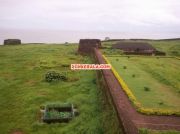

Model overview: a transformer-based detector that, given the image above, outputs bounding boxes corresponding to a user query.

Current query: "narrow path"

[94,48,180,134]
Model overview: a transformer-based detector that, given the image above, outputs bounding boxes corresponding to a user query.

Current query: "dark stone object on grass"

[4,39,21,45]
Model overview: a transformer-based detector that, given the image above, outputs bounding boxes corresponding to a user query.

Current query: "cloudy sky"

[0,0,180,42]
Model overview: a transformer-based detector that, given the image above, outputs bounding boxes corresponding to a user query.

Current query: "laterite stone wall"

[78,39,101,55]
[4,39,21,45]
[93,48,138,134]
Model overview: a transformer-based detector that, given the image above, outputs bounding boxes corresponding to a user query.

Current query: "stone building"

[112,42,156,55]
[4,39,21,45]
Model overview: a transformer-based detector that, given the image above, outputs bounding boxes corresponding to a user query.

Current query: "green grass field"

[148,40,180,56]
[0,44,121,134]
[107,56,180,110]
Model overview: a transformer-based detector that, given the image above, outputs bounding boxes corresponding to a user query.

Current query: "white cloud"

[0,0,180,33]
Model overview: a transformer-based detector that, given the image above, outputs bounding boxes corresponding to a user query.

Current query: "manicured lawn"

[0,44,121,134]
[107,56,180,110]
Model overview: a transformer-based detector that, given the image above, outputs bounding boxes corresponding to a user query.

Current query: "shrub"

[144,87,150,91]
[158,101,164,105]
[61,64,70,67]
[45,71,68,82]
[92,78,96,84]
[123,66,127,69]
[132,74,136,78]
[69,57,76,60]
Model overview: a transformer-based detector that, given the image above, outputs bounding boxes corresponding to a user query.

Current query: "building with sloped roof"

[112,42,156,55]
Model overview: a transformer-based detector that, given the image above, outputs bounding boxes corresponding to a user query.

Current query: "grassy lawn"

[0,44,121,134]
[148,40,180,56]
[106,56,180,110]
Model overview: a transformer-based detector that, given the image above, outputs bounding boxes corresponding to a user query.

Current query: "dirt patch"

[1,72,14,80]
[25,80,37,86]
[37,91,48,96]
[25,62,36,70]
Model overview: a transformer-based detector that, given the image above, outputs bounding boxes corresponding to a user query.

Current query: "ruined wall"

[78,39,101,55]
[96,69,123,134]
[4,39,21,45]
[93,48,138,134]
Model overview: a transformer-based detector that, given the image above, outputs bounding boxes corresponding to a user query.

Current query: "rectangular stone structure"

[4,39,21,45]
[78,39,101,54]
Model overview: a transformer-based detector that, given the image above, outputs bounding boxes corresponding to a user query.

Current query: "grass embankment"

[106,56,180,111]
[0,44,121,134]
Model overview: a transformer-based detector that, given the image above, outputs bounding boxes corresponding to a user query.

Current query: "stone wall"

[4,39,21,45]
[93,48,138,134]
[78,39,101,55]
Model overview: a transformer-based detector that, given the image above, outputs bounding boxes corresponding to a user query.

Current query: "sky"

[0,0,180,42]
